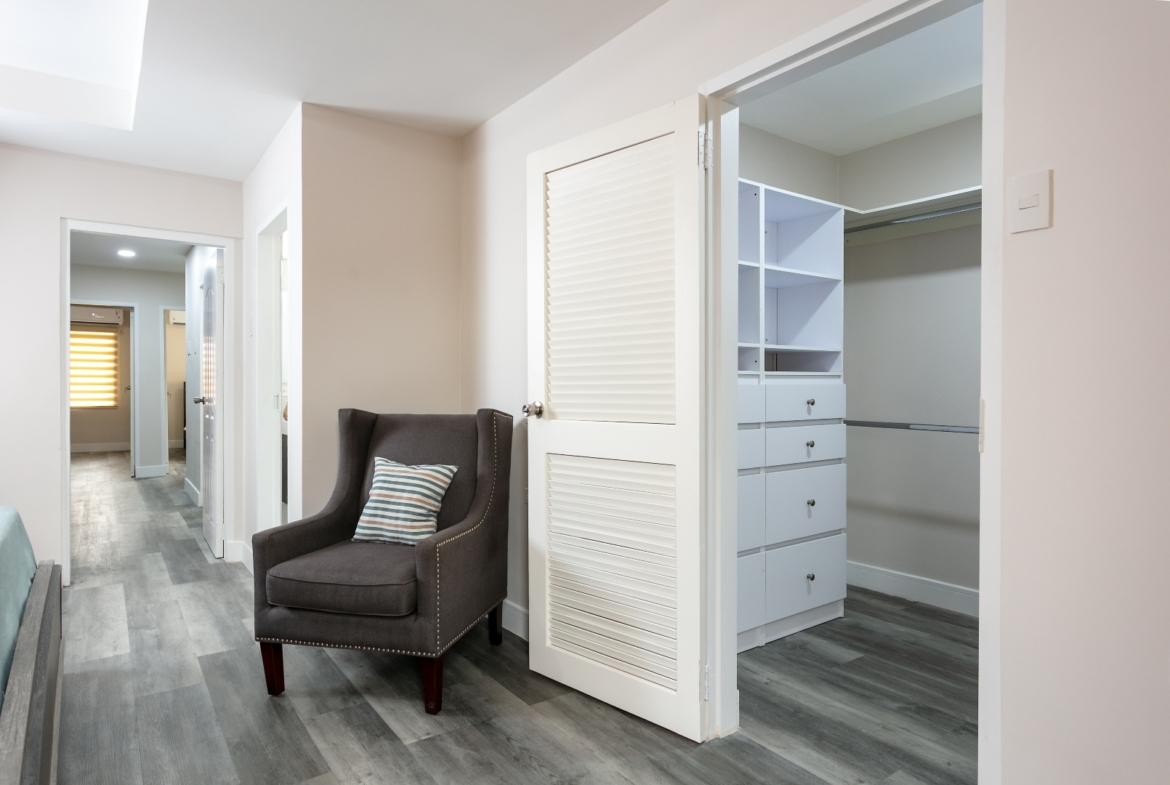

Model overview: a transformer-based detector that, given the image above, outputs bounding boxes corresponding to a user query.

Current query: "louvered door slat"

[544,133,675,424]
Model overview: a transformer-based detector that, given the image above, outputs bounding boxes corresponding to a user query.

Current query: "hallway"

[61,452,976,785]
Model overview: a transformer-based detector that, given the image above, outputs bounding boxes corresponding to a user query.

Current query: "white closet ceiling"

[71,232,194,274]
[740,4,983,156]
[0,0,669,180]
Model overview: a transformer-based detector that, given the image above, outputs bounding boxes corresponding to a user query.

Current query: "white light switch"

[1009,170,1052,233]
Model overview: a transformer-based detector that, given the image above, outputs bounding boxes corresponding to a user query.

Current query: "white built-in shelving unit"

[737,179,848,652]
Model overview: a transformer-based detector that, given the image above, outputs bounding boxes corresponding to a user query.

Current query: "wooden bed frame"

[0,562,63,785]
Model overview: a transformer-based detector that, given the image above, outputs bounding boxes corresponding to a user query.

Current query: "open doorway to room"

[65,227,231,585]
[711,1,983,780]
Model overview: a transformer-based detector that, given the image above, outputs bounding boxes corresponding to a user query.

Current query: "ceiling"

[0,0,669,181]
[739,4,983,156]
[71,231,194,274]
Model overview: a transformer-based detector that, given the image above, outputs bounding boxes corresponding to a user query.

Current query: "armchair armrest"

[253,408,378,612]
[415,409,513,653]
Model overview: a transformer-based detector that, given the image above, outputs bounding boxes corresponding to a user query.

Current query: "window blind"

[70,329,119,408]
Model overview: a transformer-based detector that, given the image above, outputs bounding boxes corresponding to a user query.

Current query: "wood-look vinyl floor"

[62,450,977,785]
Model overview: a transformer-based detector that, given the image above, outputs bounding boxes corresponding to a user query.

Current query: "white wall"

[995,0,1170,781]
[242,106,302,544]
[843,223,980,591]
[459,0,879,633]
[70,265,185,473]
[740,114,981,211]
[0,141,241,572]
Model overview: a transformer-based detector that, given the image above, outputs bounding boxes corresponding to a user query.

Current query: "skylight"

[0,0,149,129]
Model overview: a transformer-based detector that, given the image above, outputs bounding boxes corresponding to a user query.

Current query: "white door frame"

[60,219,239,585]
[254,204,289,538]
[696,0,1001,776]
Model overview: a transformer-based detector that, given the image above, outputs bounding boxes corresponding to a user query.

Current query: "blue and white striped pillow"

[353,457,458,545]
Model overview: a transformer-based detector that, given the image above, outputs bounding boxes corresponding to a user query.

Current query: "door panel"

[528,97,705,741]
[201,252,223,557]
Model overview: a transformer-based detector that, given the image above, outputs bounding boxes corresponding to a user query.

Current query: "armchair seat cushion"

[266,540,417,617]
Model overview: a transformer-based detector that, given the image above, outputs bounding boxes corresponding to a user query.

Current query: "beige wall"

[69,320,131,449]
[996,0,1170,781]
[740,115,982,211]
[299,104,463,515]
[459,0,875,629]
[0,142,241,573]
[844,223,980,590]
[165,313,186,445]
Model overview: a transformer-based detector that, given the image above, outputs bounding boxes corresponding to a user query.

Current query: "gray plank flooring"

[62,450,977,784]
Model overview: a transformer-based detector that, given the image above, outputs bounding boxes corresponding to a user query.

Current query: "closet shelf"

[763,266,841,288]
[738,260,760,268]
[764,371,843,377]
[763,344,841,353]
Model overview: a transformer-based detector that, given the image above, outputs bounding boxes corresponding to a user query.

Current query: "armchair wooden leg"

[421,656,443,714]
[260,642,285,696]
[488,603,503,646]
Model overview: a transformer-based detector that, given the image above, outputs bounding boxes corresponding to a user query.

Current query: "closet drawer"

[738,428,765,469]
[738,473,765,551]
[737,552,765,633]
[765,423,845,466]
[765,533,847,623]
[766,383,845,422]
[738,384,765,424]
[766,464,846,545]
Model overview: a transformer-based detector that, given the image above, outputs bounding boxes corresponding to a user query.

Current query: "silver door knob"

[193,397,207,404]
[522,401,544,418]
[807,573,816,581]
[807,499,815,507]
[806,440,815,448]
[807,398,815,406]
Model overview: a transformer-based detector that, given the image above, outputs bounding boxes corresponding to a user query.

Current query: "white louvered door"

[527,97,706,741]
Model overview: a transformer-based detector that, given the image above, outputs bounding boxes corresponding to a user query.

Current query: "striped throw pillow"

[352,457,458,545]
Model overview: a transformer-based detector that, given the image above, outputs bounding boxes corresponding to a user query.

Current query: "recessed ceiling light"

[117,249,136,258]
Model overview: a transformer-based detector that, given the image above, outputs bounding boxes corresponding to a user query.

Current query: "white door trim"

[697,0,1002,772]
[61,219,239,585]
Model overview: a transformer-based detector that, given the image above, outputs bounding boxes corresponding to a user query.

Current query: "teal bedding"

[0,507,37,711]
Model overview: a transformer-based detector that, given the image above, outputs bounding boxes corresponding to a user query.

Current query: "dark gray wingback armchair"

[252,408,513,714]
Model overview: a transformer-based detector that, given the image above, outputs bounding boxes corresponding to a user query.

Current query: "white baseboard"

[168,439,184,448]
[224,540,254,574]
[184,478,201,506]
[502,598,528,641]
[70,442,130,453]
[847,561,979,617]
[135,464,167,479]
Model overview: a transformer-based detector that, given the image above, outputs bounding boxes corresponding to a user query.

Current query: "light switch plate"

[1009,170,1052,233]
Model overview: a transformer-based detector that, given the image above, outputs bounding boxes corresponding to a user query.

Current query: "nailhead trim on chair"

[256,411,511,659]
[255,593,507,658]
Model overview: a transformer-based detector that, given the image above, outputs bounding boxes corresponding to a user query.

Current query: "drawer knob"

[807,573,816,581]
[806,440,815,448]
[807,398,816,406]
[807,499,815,507]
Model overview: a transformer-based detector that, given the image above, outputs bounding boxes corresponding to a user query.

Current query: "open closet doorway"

[706,0,987,775]
[62,222,235,584]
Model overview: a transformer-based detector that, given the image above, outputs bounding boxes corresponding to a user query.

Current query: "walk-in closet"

[730,0,982,662]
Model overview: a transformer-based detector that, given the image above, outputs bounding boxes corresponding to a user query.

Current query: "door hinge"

[698,130,713,170]
[703,663,713,700]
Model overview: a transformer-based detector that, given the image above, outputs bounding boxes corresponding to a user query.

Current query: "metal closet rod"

[844,420,979,435]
